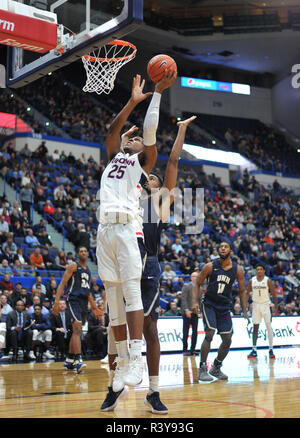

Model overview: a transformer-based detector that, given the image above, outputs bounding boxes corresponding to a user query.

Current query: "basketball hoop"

[82,40,137,95]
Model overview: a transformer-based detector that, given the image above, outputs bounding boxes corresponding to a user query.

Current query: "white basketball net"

[82,40,137,95]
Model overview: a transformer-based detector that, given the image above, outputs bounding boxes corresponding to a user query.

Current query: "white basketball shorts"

[96,219,144,283]
[252,301,272,325]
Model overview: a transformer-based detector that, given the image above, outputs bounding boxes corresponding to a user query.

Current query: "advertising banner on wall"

[144,316,300,353]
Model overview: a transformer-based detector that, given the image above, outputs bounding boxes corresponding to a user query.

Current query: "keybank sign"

[148,316,300,353]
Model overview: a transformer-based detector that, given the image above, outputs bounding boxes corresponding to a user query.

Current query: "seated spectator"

[41,297,52,313]
[43,200,56,216]
[91,283,103,301]
[285,270,300,288]
[66,252,75,265]
[274,280,284,301]
[13,247,29,268]
[164,301,181,316]
[0,273,14,292]
[285,287,300,305]
[172,238,184,254]
[53,207,64,224]
[73,224,90,250]
[5,300,34,361]
[32,218,47,237]
[32,275,46,295]
[276,247,289,261]
[179,257,193,275]
[25,229,41,247]
[27,295,50,317]
[0,215,9,242]
[2,234,17,256]
[63,216,76,240]
[30,304,54,360]
[10,283,30,307]
[41,248,55,270]
[55,250,67,270]
[162,264,177,281]
[163,279,176,298]
[11,220,26,238]
[0,294,13,321]
[0,259,14,276]
[86,299,108,358]
[232,302,242,315]
[174,277,185,293]
[19,143,32,158]
[273,261,286,278]
[0,246,15,265]
[0,295,13,356]
[284,303,298,316]
[45,279,58,302]
[167,248,181,264]
[53,184,67,201]
[29,247,45,270]
[49,299,72,359]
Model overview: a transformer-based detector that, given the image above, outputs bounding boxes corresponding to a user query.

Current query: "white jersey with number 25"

[99,152,148,223]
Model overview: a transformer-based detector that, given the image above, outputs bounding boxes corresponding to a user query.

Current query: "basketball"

[147,54,177,83]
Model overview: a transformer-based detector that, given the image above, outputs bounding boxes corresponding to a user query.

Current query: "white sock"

[115,340,129,360]
[253,346,257,351]
[148,376,159,394]
[129,339,142,358]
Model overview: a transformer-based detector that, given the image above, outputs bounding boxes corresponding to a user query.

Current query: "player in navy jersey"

[101,115,196,413]
[192,241,250,381]
[52,246,103,373]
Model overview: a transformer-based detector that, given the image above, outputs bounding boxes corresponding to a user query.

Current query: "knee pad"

[122,278,143,312]
[104,281,126,326]
[107,324,118,356]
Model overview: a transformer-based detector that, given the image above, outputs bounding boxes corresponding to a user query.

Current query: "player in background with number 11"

[192,241,250,381]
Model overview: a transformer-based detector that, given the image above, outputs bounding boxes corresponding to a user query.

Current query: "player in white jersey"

[246,263,278,359]
[96,71,176,393]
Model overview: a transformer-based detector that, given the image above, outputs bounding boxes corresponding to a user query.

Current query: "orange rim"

[82,40,137,63]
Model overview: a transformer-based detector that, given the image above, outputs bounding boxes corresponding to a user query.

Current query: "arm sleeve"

[143,92,161,146]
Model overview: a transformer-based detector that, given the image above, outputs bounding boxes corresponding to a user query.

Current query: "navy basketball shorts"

[141,256,161,320]
[202,301,233,334]
[66,297,88,325]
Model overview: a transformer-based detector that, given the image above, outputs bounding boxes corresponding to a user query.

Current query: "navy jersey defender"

[140,192,164,319]
[192,241,250,381]
[65,260,91,324]
[204,258,238,312]
[52,246,103,373]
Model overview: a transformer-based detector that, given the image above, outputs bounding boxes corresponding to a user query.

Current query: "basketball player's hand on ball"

[177,115,197,127]
[131,74,153,104]
[155,70,177,93]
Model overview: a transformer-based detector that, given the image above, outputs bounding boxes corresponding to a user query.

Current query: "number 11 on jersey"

[217,283,225,294]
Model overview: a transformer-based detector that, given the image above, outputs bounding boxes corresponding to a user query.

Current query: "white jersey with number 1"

[99,152,148,223]
[251,275,270,304]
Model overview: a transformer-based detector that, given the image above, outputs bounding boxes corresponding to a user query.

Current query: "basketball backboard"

[6,0,143,88]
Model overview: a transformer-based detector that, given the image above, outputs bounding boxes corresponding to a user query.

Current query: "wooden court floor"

[0,347,299,419]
